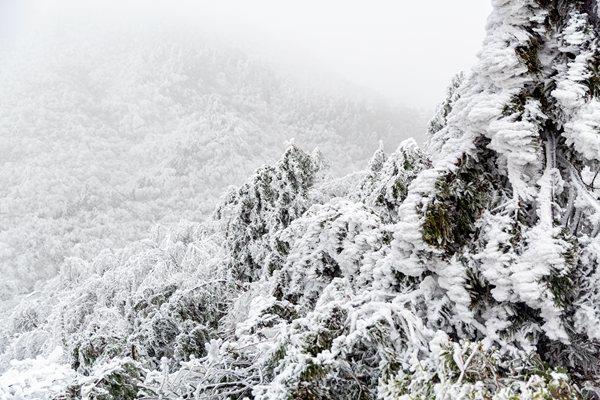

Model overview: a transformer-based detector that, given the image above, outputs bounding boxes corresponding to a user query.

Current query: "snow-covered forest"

[0,23,421,298]
[2,0,600,399]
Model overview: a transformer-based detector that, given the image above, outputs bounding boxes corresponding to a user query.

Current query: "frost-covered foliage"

[3,1,600,399]
[380,0,600,386]
[0,23,420,296]
[215,145,322,281]
[428,72,465,136]
[0,347,74,400]
[355,139,431,223]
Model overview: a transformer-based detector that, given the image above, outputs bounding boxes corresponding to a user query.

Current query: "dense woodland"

[3,0,600,399]
[0,25,419,297]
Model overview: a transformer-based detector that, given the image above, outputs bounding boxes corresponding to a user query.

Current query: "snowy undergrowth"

[0,347,74,400]
[0,139,593,399]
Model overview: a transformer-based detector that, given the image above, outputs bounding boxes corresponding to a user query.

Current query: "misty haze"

[2,1,600,399]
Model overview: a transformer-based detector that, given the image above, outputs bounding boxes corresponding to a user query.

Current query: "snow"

[0,347,74,400]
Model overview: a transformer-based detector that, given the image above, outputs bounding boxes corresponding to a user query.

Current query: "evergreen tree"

[215,145,322,281]
[428,72,465,136]
[386,0,600,375]
[357,139,430,223]
[427,72,466,159]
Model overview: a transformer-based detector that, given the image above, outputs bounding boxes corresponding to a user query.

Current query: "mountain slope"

[0,24,422,295]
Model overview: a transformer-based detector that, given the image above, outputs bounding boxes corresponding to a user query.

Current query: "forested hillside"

[0,24,421,296]
[3,1,600,399]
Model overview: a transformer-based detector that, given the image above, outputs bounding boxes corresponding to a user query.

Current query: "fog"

[2,0,440,296]
[1,0,492,111]
[0,0,492,295]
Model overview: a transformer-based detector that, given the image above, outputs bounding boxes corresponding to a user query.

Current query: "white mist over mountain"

[1,0,491,111]
[0,6,426,297]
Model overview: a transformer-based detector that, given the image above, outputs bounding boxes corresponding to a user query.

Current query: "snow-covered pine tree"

[428,72,465,137]
[384,0,600,379]
[214,145,322,281]
[426,72,466,158]
[356,139,431,223]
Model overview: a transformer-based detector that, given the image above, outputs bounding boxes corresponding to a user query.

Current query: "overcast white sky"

[1,0,492,110]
